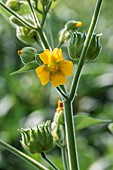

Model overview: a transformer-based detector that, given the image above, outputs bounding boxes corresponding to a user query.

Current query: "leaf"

[10,60,38,75]
[74,114,111,131]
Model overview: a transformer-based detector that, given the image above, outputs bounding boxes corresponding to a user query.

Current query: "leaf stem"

[69,0,103,101]
[41,152,59,170]
[0,140,49,170]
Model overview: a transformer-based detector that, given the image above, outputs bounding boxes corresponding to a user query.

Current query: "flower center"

[49,63,59,73]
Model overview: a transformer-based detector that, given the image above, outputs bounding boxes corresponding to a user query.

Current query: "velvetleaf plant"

[0,0,112,170]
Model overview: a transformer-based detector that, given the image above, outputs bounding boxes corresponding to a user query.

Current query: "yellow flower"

[36,48,73,87]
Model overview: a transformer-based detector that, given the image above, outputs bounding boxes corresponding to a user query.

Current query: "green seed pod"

[16,26,38,44]
[19,121,54,154]
[86,33,102,61]
[68,31,85,60]
[59,28,70,44]
[65,20,82,31]
[9,16,24,26]
[18,47,37,64]
[6,0,21,11]
[68,31,102,61]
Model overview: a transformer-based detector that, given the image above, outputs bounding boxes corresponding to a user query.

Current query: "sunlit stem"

[0,140,49,170]
[41,152,59,170]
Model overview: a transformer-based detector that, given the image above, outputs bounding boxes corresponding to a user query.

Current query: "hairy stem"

[0,140,49,170]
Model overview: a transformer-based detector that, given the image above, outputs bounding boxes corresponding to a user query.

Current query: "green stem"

[63,100,79,170]
[41,152,59,170]
[0,140,49,170]
[27,0,40,27]
[61,147,68,170]
[69,0,103,101]
[0,1,36,30]
[56,86,68,100]
[41,1,52,28]
[37,28,51,50]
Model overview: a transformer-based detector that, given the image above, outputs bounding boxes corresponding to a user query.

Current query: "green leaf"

[74,114,112,131]
[10,60,38,75]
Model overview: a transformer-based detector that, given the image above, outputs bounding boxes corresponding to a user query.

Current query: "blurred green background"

[0,0,113,170]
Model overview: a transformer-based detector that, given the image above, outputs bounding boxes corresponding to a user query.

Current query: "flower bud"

[59,28,70,44]
[53,100,64,125]
[9,16,24,26]
[18,47,37,64]
[51,122,65,143]
[19,121,53,154]
[65,20,82,31]
[6,0,21,11]
[68,32,102,61]
[16,27,38,44]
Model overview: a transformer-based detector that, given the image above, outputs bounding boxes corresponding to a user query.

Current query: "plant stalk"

[0,140,49,170]
[69,0,103,101]
[63,100,80,170]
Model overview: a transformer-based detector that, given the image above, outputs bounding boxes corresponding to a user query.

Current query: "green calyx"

[19,121,54,154]
[68,31,102,61]
[6,0,21,11]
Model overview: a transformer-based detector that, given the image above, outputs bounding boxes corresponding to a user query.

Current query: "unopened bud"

[10,16,24,26]
[18,47,37,64]
[59,28,70,44]
[65,20,82,31]
[6,0,21,11]
[16,27,38,44]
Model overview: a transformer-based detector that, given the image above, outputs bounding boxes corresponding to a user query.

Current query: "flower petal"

[59,60,73,76]
[40,49,51,64]
[51,72,66,87]
[36,66,50,85]
[52,48,63,62]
